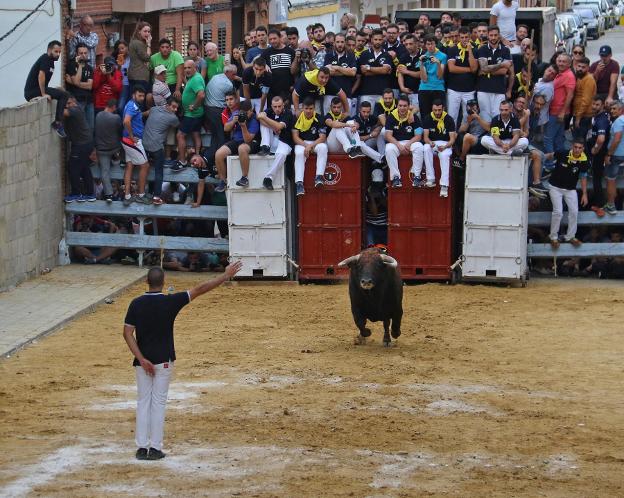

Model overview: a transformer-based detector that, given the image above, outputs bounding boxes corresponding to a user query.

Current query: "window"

[165,28,175,49]
[408,1,419,7]
[203,23,212,43]
[217,22,226,55]
[181,27,191,56]
[246,11,256,32]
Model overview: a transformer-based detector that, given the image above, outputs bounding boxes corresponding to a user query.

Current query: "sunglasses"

[573,50,584,55]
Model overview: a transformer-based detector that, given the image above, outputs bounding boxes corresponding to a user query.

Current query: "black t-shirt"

[324,112,347,124]
[512,54,539,84]
[550,150,590,190]
[65,106,92,145]
[242,66,273,99]
[354,114,378,136]
[476,43,511,94]
[260,46,295,97]
[294,113,327,141]
[445,45,476,92]
[385,113,423,141]
[383,41,408,60]
[489,114,521,140]
[294,74,341,98]
[323,51,357,97]
[24,53,55,97]
[398,52,422,92]
[589,111,610,152]
[357,49,394,96]
[66,60,94,102]
[266,109,294,145]
[423,114,455,142]
[124,291,191,366]
[373,100,396,121]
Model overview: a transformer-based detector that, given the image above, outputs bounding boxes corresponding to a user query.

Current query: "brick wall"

[0,99,64,291]
[159,10,201,55]
[70,0,119,61]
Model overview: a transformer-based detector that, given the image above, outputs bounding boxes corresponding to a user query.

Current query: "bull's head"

[338,252,398,290]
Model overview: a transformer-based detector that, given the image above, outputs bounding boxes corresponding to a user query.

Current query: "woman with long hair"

[127,21,152,93]
[113,39,131,114]
[186,41,207,80]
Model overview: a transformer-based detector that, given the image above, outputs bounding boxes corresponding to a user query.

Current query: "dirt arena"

[0,275,623,497]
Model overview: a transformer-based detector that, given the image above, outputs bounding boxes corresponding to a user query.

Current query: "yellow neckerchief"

[567,150,588,163]
[304,69,326,95]
[472,39,482,48]
[328,110,343,121]
[430,111,447,134]
[311,40,325,52]
[354,47,365,58]
[378,97,396,114]
[295,112,318,132]
[457,42,470,63]
[516,73,530,97]
[390,108,409,125]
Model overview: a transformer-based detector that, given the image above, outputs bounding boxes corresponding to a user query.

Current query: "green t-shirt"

[182,72,205,118]
[205,55,225,82]
[150,50,184,85]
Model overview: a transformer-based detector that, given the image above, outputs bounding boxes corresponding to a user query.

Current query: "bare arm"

[363,64,392,75]
[479,57,511,74]
[608,72,618,101]
[188,261,242,300]
[175,64,183,93]
[37,70,47,97]
[243,84,251,101]
[123,325,154,375]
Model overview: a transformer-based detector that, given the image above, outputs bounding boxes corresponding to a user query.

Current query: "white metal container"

[226,156,290,277]
[462,155,529,284]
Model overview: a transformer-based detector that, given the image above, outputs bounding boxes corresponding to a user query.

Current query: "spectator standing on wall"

[63,97,96,203]
[205,42,225,82]
[476,25,512,122]
[94,99,122,202]
[489,0,519,46]
[24,40,68,138]
[150,38,184,99]
[152,65,171,106]
[187,41,207,80]
[65,42,95,132]
[246,26,269,64]
[590,46,620,106]
[128,22,153,93]
[173,61,205,172]
[114,40,131,116]
[603,101,624,215]
[261,29,297,104]
[122,86,151,206]
[572,57,596,140]
[204,65,237,165]
[93,57,122,116]
[67,15,99,68]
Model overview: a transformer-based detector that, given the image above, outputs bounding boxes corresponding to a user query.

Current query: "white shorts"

[122,138,148,165]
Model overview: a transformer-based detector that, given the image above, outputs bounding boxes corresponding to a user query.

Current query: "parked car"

[574,0,613,28]
[554,18,575,54]
[573,4,606,37]
[559,12,588,46]
[558,13,585,47]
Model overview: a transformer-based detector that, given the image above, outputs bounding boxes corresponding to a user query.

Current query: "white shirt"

[490,0,519,42]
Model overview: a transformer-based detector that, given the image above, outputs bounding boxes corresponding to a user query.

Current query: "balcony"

[112,0,193,13]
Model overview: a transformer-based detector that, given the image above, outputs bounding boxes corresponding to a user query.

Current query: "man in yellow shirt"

[573,56,596,140]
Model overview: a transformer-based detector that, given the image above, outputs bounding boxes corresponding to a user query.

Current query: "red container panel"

[298,155,364,280]
[387,155,454,280]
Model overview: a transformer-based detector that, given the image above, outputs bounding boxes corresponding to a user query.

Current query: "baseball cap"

[154,64,167,75]
[103,56,116,66]
[599,45,612,56]
[371,168,384,183]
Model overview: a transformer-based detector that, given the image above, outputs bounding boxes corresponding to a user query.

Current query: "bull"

[337,248,403,347]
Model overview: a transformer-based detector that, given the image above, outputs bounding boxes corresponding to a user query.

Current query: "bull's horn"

[337,254,360,267]
[380,255,398,267]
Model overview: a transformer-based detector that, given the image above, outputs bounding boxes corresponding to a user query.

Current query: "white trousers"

[477,91,506,123]
[135,362,173,451]
[447,89,474,126]
[265,138,292,179]
[481,136,529,155]
[424,141,453,186]
[377,128,387,156]
[251,97,264,115]
[326,127,383,163]
[294,141,328,182]
[549,185,578,241]
[385,140,424,180]
[408,93,419,111]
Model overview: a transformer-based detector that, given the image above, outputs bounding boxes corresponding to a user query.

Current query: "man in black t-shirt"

[242,57,272,114]
[476,26,512,122]
[322,33,357,113]
[63,98,96,202]
[24,40,68,137]
[548,138,589,248]
[257,95,294,189]
[446,27,478,127]
[422,100,457,198]
[65,42,95,132]
[261,29,296,103]
[397,34,422,111]
[481,100,529,156]
[292,67,350,116]
[353,101,382,155]
[292,97,328,195]
[357,29,394,108]
[123,263,242,461]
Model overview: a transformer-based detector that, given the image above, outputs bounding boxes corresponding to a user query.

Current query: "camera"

[104,62,114,72]
[237,111,247,124]
[467,99,479,115]
[420,54,432,63]
[300,48,311,61]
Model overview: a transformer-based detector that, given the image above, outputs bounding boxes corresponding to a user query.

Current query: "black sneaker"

[352,146,365,158]
[236,176,249,187]
[604,203,617,215]
[391,176,402,188]
[147,448,166,460]
[528,182,549,199]
[411,176,422,188]
[314,175,324,188]
[215,180,227,193]
[136,448,148,460]
[452,157,464,169]
[51,121,67,138]
[348,147,359,159]
[104,194,113,203]
[296,182,305,196]
[122,195,134,207]
[257,145,270,156]
[263,177,274,190]
[511,149,524,157]
[170,161,188,173]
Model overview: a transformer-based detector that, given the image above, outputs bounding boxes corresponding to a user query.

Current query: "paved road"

[585,24,624,62]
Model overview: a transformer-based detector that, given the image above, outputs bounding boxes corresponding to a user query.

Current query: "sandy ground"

[0,275,623,497]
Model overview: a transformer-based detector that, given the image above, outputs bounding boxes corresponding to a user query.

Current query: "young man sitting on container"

[481,100,529,156]
[257,95,294,190]
[372,88,397,156]
[353,101,383,158]
[454,98,489,169]
[548,137,589,249]
[384,94,424,189]
[292,96,328,196]
[324,97,383,162]
[214,99,260,192]
[422,99,457,198]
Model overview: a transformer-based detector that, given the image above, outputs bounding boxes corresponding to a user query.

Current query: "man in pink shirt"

[544,53,576,172]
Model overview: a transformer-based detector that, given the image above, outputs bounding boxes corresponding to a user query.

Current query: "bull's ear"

[337,255,360,267]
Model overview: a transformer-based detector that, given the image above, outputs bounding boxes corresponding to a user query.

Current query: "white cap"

[154,65,167,75]
[371,169,383,183]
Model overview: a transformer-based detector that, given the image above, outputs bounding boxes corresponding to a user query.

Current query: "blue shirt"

[246,46,262,64]
[123,99,144,139]
[419,50,447,91]
[610,116,624,157]
[229,112,259,142]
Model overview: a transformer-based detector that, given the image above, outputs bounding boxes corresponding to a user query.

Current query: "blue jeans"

[544,115,565,169]
[146,148,164,196]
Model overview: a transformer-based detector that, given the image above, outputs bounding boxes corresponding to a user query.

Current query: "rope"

[0,0,50,43]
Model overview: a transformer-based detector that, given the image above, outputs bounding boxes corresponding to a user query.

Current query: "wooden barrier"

[65,200,227,220]
[528,211,624,226]
[89,163,219,184]
[65,232,228,252]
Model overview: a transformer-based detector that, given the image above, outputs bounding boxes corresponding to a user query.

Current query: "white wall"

[0,0,62,108]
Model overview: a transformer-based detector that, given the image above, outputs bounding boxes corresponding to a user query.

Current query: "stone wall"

[0,98,64,291]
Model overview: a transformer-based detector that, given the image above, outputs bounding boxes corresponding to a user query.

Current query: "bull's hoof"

[354,335,367,345]
[383,340,392,348]
[361,328,372,337]
[391,329,401,339]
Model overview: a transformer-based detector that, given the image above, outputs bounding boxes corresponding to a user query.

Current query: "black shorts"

[223,140,260,155]
[470,136,487,155]
[179,116,203,134]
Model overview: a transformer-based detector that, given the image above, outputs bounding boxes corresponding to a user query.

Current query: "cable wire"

[0,0,50,43]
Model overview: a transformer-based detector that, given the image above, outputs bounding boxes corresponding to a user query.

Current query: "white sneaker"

[425,180,436,188]
[440,186,448,198]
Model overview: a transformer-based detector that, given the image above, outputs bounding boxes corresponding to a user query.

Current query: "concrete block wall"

[0,98,63,291]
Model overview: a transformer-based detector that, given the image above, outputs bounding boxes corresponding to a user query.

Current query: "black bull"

[338,248,403,347]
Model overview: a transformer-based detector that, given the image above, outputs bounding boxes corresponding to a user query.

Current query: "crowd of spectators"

[22,7,624,276]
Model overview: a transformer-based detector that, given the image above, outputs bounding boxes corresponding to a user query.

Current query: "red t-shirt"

[549,69,576,116]
[589,59,619,96]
